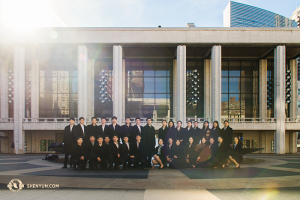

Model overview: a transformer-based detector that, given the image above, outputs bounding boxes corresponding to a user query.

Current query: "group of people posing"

[62,116,242,171]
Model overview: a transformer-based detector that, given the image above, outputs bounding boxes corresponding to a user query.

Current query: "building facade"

[223,1,298,27]
[0,27,299,154]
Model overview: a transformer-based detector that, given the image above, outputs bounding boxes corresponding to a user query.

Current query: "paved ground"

[0,153,300,199]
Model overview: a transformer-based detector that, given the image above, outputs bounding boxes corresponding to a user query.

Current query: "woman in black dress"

[152,139,166,169]
[158,120,168,141]
[185,137,197,168]
[165,121,175,145]
[163,137,174,166]
[210,121,221,143]
[231,137,243,163]
[170,139,185,169]
[201,121,211,145]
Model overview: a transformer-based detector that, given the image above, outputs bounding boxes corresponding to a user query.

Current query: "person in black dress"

[91,135,109,170]
[193,121,202,145]
[170,139,185,169]
[222,120,233,150]
[185,120,195,144]
[211,121,221,143]
[71,136,87,170]
[131,117,143,143]
[175,121,185,143]
[131,134,147,169]
[201,121,211,145]
[142,117,156,167]
[164,137,174,165]
[122,117,132,143]
[152,139,166,169]
[231,137,243,163]
[165,121,175,145]
[208,137,218,167]
[121,135,134,169]
[185,137,197,168]
[158,120,168,142]
[108,134,125,170]
[85,117,99,144]
[99,117,109,136]
[62,117,76,168]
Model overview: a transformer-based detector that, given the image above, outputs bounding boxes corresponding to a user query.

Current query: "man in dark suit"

[108,134,125,170]
[193,121,202,144]
[91,135,109,170]
[121,135,134,169]
[74,117,86,142]
[122,117,132,143]
[71,136,87,170]
[142,117,156,167]
[222,120,233,148]
[131,117,142,143]
[108,116,122,141]
[62,117,76,168]
[130,134,147,169]
[84,135,96,170]
[185,120,195,144]
[85,117,99,144]
[99,117,109,136]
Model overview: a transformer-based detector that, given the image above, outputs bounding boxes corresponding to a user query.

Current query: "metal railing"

[285,118,300,123]
[23,118,79,123]
[221,118,276,123]
[0,118,14,123]
[186,118,212,122]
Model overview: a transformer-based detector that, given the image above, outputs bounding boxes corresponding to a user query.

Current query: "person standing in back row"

[62,117,76,168]
[142,117,156,167]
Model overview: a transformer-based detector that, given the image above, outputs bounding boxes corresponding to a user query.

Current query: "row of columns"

[0,45,298,154]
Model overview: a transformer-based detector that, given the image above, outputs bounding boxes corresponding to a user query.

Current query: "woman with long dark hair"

[185,136,197,168]
[211,121,221,143]
[165,121,175,144]
[201,121,211,145]
[152,139,166,169]
[170,139,185,169]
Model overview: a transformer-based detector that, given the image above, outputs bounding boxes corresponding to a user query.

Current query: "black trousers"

[63,151,73,167]
[146,150,153,166]
[123,155,135,168]
[94,159,109,169]
[108,154,125,169]
[72,158,87,169]
[134,156,146,169]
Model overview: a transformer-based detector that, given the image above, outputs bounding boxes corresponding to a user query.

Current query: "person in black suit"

[165,121,175,145]
[130,134,147,169]
[121,135,134,169]
[158,120,168,142]
[201,121,211,145]
[175,121,185,143]
[74,117,86,142]
[211,121,221,143]
[99,117,109,136]
[208,137,218,166]
[222,120,233,150]
[131,117,143,143]
[164,137,174,165]
[170,139,185,169]
[185,120,195,144]
[108,116,122,141]
[152,138,166,169]
[122,117,132,143]
[62,117,76,168]
[91,135,109,170]
[84,135,96,169]
[85,117,99,144]
[108,134,125,170]
[185,136,197,168]
[71,136,87,170]
[142,117,156,167]
[193,121,202,145]
[231,137,243,163]
[103,135,110,167]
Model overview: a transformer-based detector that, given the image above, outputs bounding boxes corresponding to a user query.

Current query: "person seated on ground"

[121,135,134,169]
[185,137,197,168]
[103,135,110,168]
[195,137,211,168]
[170,139,185,169]
[91,135,109,170]
[108,134,125,170]
[164,137,174,167]
[152,139,166,169]
[71,136,87,170]
[130,134,147,169]
[231,137,243,164]
[208,137,218,167]
[84,135,96,170]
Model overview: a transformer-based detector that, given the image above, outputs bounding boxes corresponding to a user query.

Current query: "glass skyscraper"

[223,1,298,27]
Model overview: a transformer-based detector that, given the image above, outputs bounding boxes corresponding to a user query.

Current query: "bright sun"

[0,0,65,31]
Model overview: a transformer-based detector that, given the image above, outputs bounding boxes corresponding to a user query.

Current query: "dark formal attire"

[71,143,87,169]
[91,143,109,169]
[165,126,176,145]
[108,124,122,141]
[121,142,134,168]
[142,124,156,166]
[184,127,195,144]
[210,127,221,143]
[158,126,168,143]
[63,124,76,168]
[163,143,174,161]
[201,127,211,145]
[193,127,202,144]
[131,125,143,142]
[74,123,86,141]
[185,143,197,166]
[208,142,219,165]
[130,141,147,169]
[154,145,167,164]
[222,126,233,148]
[98,124,109,137]
[85,124,99,143]
[84,141,96,169]
[211,142,230,167]
[174,127,185,143]
[122,124,132,142]
[108,141,125,170]
[170,144,185,169]
[232,143,243,163]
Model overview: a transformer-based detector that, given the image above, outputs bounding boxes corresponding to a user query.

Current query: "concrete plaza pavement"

[0,153,300,199]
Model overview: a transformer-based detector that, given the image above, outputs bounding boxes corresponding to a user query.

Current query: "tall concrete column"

[204,59,211,120]
[0,59,8,118]
[13,46,25,154]
[259,59,267,119]
[289,59,297,153]
[211,45,222,124]
[173,59,177,120]
[78,45,88,123]
[87,59,94,120]
[274,45,286,154]
[113,45,123,122]
[122,59,125,121]
[176,45,186,127]
[31,59,39,119]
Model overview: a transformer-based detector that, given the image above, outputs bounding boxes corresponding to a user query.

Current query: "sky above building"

[0,0,299,28]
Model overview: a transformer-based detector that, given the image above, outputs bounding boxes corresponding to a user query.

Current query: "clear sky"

[0,0,299,28]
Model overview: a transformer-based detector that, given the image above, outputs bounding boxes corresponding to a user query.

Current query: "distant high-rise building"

[223,1,298,27]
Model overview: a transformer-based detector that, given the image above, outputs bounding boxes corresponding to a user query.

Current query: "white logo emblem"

[7,179,24,192]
